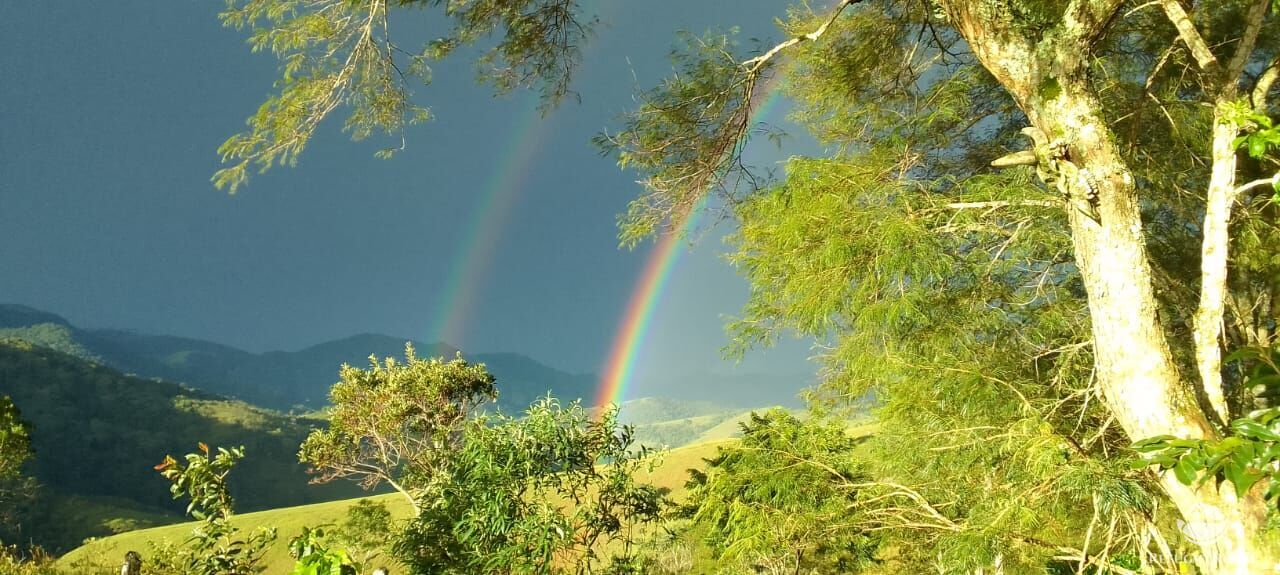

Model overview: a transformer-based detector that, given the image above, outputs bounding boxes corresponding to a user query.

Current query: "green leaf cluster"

[1226,103,1280,163]
[679,410,876,573]
[299,345,496,497]
[394,397,667,575]
[1134,345,1280,503]
[214,0,594,192]
[287,526,356,575]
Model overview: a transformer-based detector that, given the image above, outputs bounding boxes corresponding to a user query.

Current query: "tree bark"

[1195,110,1242,427]
[937,2,1276,572]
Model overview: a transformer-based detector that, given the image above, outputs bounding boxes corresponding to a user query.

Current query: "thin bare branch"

[1226,0,1272,87]
[1235,174,1280,196]
[741,0,863,73]
[944,200,1060,209]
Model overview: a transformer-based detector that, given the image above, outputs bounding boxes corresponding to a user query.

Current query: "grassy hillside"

[60,440,732,573]
[0,339,366,551]
[617,397,745,448]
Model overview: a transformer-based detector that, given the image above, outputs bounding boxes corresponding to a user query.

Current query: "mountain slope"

[0,304,594,413]
[0,339,366,550]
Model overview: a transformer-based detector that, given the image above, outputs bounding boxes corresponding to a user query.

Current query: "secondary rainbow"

[427,94,547,348]
[427,0,619,349]
[596,75,789,409]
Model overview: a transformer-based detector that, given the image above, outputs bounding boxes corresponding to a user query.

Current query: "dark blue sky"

[0,1,816,397]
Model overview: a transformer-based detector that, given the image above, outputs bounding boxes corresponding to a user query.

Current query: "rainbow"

[427,94,547,348]
[427,1,621,350]
[596,73,789,409]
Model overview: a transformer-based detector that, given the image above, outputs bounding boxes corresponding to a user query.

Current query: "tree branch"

[1062,0,1125,44]
[1252,56,1280,111]
[1225,0,1271,88]
[1235,174,1280,196]
[1157,0,1221,75]
[740,0,863,73]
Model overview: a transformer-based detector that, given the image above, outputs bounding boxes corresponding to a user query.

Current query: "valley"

[0,304,799,558]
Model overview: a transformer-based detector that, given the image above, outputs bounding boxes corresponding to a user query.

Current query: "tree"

[602,2,1280,573]
[336,498,395,567]
[393,397,666,575]
[298,345,497,515]
[0,396,35,545]
[217,1,1280,572]
[0,396,31,496]
[679,410,876,574]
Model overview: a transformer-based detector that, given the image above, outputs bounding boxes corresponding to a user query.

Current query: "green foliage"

[594,28,772,246]
[1226,102,1280,164]
[214,0,594,192]
[288,526,355,575]
[0,396,31,488]
[1134,407,1280,501]
[154,444,276,575]
[298,346,496,503]
[1135,345,1280,504]
[394,397,667,574]
[0,396,36,545]
[335,499,394,565]
[679,410,876,573]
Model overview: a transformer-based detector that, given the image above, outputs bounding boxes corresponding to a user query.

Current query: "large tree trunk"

[1033,79,1274,575]
[938,2,1276,572]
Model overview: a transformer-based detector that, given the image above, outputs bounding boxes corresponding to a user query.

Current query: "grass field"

[59,439,732,573]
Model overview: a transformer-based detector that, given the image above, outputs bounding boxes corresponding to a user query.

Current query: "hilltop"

[0,304,593,413]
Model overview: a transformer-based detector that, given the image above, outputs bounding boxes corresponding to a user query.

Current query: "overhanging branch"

[740,0,863,74]
[1226,0,1272,86]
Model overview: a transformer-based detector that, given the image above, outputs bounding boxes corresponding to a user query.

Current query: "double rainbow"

[420,7,790,410]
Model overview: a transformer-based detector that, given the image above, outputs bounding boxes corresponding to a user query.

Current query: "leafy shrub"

[679,410,877,573]
[152,444,276,575]
[394,397,668,574]
[0,546,56,575]
[336,499,394,567]
[288,526,358,575]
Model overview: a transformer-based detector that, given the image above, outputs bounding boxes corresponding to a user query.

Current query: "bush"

[394,397,668,574]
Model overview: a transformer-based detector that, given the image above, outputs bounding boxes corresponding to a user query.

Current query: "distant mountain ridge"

[0,338,367,550]
[0,304,594,413]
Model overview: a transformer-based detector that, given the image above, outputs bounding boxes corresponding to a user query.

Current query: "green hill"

[0,304,594,413]
[616,397,751,448]
[59,439,732,573]
[0,339,365,551]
